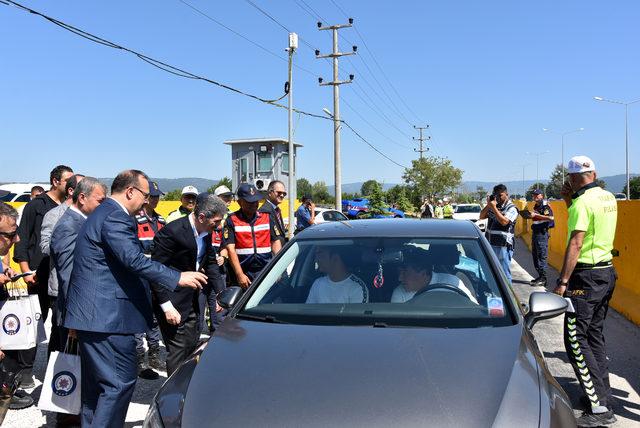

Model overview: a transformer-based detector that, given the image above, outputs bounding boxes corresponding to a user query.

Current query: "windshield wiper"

[236,313,287,324]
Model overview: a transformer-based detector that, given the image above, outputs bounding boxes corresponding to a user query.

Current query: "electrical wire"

[342,96,413,149]
[2,0,408,169]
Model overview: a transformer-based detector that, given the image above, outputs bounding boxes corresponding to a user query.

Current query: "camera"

[489,194,496,202]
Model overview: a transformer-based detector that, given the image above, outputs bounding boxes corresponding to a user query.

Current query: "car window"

[455,205,481,213]
[241,237,513,328]
[0,193,17,202]
[14,194,31,202]
[334,211,348,221]
[323,211,335,221]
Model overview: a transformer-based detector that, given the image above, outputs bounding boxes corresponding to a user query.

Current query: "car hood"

[182,320,540,427]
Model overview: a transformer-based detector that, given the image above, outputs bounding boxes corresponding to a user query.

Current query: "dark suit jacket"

[151,216,213,321]
[50,208,86,326]
[64,198,180,334]
[259,200,286,243]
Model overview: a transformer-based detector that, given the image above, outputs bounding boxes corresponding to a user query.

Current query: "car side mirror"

[524,291,568,329]
[218,286,243,309]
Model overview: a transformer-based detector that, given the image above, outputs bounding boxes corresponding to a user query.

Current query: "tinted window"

[15,194,31,202]
[241,237,513,328]
[0,193,17,202]
[455,205,481,213]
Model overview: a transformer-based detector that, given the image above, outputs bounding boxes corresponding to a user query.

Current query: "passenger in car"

[306,246,369,304]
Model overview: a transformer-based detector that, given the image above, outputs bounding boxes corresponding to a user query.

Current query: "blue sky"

[2,0,639,185]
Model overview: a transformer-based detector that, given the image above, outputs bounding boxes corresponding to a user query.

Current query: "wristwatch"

[556,278,568,287]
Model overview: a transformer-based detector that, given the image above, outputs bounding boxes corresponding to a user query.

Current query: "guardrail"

[514,200,640,325]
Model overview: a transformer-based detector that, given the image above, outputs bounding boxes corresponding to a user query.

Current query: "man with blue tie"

[64,170,207,427]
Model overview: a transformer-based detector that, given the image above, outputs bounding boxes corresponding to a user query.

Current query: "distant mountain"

[98,177,221,193]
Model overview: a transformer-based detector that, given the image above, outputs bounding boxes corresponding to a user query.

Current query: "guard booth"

[225,138,301,196]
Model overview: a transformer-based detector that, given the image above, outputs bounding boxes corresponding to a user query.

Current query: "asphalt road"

[5,238,640,427]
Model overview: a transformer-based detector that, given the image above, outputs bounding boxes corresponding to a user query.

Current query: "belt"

[575,261,612,270]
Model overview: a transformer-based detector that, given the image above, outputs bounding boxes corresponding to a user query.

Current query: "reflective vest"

[443,204,454,219]
[485,201,517,248]
[136,210,165,254]
[230,211,272,271]
[434,206,444,219]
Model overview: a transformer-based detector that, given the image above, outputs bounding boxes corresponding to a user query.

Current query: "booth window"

[282,153,289,173]
[257,152,273,173]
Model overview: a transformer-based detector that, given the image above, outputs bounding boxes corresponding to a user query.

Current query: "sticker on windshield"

[487,297,505,317]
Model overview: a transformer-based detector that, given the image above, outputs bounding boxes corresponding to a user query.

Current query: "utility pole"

[316,19,356,211]
[413,125,430,159]
[286,33,297,239]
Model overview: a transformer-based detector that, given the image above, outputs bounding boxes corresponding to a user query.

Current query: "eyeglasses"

[0,230,18,240]
[132,186,150,200]
[273,191,287,197]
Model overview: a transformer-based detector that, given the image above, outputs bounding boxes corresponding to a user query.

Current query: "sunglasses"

[132,186,150,200]
[0,230,18,240]
[273,191,287,197]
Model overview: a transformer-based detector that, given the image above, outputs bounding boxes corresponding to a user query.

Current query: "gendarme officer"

[553,156,618,427]
[527,189,554,287]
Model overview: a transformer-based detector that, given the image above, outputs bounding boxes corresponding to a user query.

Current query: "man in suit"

[259,180,287,250]
[64,170,207,427]
[152,193,227,375]
[50,177,106,348]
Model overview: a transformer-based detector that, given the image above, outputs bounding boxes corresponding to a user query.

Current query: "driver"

[306,246,368,304]
[391,248,478,303]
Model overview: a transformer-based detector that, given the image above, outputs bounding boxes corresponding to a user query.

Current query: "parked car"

[614,193,627,200]
[313,207,348,224]
[0,183,47,202]
[453,203,487,232]
[342,198,404,219]
[145,219,575,428]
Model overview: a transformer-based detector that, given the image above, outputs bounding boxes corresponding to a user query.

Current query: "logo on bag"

[52,371,77,397]
[26,316,32,325]
[35,312,41,321]
[3,314,20,335]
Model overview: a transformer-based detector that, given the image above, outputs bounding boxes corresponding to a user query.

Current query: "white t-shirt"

[391,272,478,304]
[306,274,369,304]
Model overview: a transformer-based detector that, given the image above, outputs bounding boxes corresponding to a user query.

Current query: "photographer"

[480,184,519,283]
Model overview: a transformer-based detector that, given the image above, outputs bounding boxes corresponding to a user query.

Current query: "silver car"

[145,219,575,427]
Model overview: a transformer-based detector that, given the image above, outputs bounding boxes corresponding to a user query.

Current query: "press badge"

[487,296,505,317]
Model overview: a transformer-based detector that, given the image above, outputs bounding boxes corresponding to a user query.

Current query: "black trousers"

[157,310,199,376]
[564,266,616,411]
[531,231,549,279]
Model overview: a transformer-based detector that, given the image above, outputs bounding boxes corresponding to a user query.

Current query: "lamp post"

[542,127,584,184]
[526,151,549,193]
[594,96,640,200]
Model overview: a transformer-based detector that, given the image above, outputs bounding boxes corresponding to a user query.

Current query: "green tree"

[342,192,361,201]
[367,182,387,216]
[207,176,233,193]
[456,193,475,204]
[525,182,546,201]
[297,178,313,199]
[402,156,463,202]
[475,186,487,201]
[545,164,564,199]
[163,189,182,201]
[385,185,415,213]
[622,177,640,199]
[361,180,381,197]
[312,181,332,204]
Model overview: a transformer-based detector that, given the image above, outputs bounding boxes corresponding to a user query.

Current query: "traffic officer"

[553,156,618,427]
[167,185,198,223]
[223,183,282,289]
[527,189,554,287]
[443,197,455,219]
[134,180,165,377]
[434,200,444,219]
[480,184,519,283]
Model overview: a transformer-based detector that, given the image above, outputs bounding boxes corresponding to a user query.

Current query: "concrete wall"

[515,200,640,325]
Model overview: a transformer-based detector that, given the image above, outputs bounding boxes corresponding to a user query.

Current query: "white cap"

[567,156,596,174]
[181,185,199,196]
[214,185,233,196]
[438,199,443,203]
[443,197,450,202]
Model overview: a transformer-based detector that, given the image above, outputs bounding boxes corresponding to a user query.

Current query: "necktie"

[275,206,284,231]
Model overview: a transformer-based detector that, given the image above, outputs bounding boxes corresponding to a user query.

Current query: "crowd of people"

[0,167,296,427]
[0,154,621,427]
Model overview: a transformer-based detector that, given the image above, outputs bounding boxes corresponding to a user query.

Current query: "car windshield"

[0,193,17,202]
[455,205,481,213]
[240,237,513,328]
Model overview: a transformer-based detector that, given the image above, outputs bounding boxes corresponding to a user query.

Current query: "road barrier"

[515,200,640,325]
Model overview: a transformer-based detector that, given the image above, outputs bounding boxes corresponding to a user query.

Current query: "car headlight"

[143,399,165,428]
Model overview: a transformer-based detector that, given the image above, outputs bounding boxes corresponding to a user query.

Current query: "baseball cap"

[567,156,596,174]
[148,180,164,197]
[214,185,234,197]
[532,189,543,195]
[181,185,199,196]
[443,197,450,202]
[236,183,263,203]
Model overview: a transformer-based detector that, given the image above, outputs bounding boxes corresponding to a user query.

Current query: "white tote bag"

[27,294,47,343]
[38,340,82,415]
[0,296,36,350]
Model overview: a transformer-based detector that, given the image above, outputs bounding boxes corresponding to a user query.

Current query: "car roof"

[456,203,481,206]
[297,218,482,239]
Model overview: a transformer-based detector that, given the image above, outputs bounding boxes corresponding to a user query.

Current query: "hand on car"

[553,285,566,296]
[165,308,181,325]
[237,273,251,289]
[178,271,207,289]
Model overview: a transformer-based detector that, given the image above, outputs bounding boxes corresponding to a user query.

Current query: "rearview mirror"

[218,286,243,309]
[524,292,568,329]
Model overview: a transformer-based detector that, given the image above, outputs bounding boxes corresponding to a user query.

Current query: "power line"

[2,0,409,170]
[342,96,412,149]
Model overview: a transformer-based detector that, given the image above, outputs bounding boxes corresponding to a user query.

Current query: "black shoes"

[576,410,617,427]
[138,368,159,380]
[19,374,35,389]
[148,351,165,373]
[530,277,547,287]
[9,390,34,410]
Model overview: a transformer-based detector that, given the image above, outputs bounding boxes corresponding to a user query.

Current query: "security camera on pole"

[316,18,356,211]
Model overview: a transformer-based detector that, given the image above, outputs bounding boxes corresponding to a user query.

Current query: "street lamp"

[594,96,640,200]
[526,151,549,192]
[542,127,584,184]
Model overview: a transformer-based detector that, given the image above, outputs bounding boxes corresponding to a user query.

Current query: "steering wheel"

[413,282,470,299]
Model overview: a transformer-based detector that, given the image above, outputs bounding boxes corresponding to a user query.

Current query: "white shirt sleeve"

[306,279,321,303]
[505,206,519,223]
